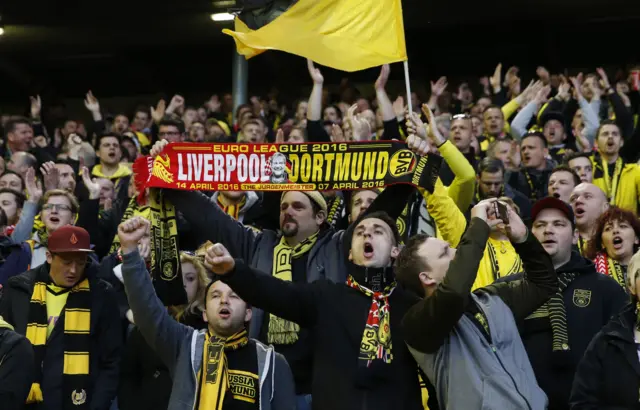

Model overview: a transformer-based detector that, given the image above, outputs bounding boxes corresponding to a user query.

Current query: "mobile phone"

[494,201,509,225]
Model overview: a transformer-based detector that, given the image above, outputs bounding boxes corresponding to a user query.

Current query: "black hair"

[477,157,505,176]
[204,277,252,310]
[564,151,592,164]
[522,132,548,148]
[482,104,503,116]
[0,207,7,230]
[395,234,430,297]
[324,104,343,120]
[551,165,581,187]
[97,133,122,147]
[159,118,186,134]
[4,117,32,139]
[0,188,26,209]
[596,119,621,138]
[356,210,401,246]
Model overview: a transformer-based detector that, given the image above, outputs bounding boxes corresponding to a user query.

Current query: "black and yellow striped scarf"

[215,195,247,220]
[269,232,318,344]
[325,195,345,229]
[197,329,249,410]
[26,268,91,409]
[548,272,577,353]
[110,192,185,306]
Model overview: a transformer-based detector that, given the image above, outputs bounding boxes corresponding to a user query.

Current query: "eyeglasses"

[452,114,471,120]
[42,204,72,212]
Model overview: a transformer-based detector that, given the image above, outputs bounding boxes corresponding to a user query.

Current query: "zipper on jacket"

[490,344,533,410]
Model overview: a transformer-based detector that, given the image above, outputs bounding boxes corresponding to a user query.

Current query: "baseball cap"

[47,225,93,253]
[281,191,328,214]
[531,197,575,227]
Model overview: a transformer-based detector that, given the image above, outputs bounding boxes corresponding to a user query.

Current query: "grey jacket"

[121,249,296,410]
[166,189,347,338]
[409,292,548,410]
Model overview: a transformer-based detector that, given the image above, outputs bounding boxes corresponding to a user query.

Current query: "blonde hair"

[174,252,211,321]
[627,250,640,294]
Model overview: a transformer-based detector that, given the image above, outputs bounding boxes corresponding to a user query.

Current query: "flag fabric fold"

[222,0,407,72]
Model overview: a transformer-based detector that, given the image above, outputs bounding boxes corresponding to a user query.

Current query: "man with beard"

[204,204,427,410]
[475,158,531,220]
[505,197,626,410]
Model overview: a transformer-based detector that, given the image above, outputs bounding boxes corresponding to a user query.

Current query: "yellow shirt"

[472,237,522,290]
[46,285,69,338]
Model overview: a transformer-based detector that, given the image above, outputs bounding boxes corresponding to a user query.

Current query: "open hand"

[150,99,166,123]
[81,166,101,200]
[25,168,43,203]
[307,59,324,85]
[375,64,390,91]
[84,91,100,113]
[40,161,60,191]
[30,95,42,119]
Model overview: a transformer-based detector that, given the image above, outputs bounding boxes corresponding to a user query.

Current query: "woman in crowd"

[118,252,209,410]
[570,250,640,407]
[586,206,640,288]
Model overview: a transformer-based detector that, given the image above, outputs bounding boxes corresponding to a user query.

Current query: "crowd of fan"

[0,60,640,410]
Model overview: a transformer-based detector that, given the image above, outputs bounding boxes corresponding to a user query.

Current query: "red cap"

[531,197,575,228]
[47,225,93,253]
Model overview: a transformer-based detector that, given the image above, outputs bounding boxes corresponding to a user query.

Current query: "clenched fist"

[118,216,151,254]
[204,243,236,275]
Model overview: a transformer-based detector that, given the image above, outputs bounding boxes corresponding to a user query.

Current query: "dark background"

[1,0,639,117]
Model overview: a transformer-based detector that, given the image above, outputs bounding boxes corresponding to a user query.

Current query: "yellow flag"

[222,0,407,72]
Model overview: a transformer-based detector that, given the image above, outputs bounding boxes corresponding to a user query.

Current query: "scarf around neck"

[198,329,249,410]
[26,267,92,409]
[347,265,396,369]
[268,231,319,344]
[595,251,627,288]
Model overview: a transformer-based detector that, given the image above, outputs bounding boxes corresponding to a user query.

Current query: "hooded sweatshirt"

[0,315,35,410]
[507,251,628,410]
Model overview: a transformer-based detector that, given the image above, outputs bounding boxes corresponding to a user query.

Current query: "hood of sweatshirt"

[0,315,14,331]
[556,251,597,276]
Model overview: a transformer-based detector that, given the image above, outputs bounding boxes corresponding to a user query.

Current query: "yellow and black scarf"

[548,272,577,353]
[215,195,247,221]
[325,195,345,229]
[269,232,318,344]
[110,192,185,306]
[197,330,249,410]
[595,251,626,288]
[595,156,624,204]
[26,269,91,409]
[347,275,395,367]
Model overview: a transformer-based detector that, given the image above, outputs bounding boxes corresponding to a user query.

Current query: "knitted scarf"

[346,274,396,368]
[26,268,91,409]
[269,231,318,344]
[197,329,249,410]
[549,272,577,352]
[216,194,247,221]
[594,251,626,287]
[110,193,185,306]
[325,195,345,229]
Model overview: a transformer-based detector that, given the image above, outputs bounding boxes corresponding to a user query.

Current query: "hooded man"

[204,186,429,410]
[118,216,295,410]
[505,197,627,410]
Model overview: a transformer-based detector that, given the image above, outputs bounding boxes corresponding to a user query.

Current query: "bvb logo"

[389,150,416,177]
[152,154,174,183]
[71,389,87,405]
[161,262,177,281]
[573,289,592,308]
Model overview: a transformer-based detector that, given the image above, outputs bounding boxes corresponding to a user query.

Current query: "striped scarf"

[347,275,395,367]
[215,194,247,220]
[197,330,249,410]
[269,232,318,344]
[594,252,626,288]
[549,272,577,352]
[325,195,345,229]
[26,268,91,409]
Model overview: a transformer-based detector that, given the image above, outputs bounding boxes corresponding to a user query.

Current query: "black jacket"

[570,302,640,409]
[505,252,628,410]
[222,261,425,410]
[507,162,554,202]
[0,262,123,410]
[0,320,35,410]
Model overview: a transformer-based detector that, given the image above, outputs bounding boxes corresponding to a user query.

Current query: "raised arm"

[205,243,319,328]
[482,204,557,322]
[118,217,192,373]
[402,205,494,354]
[305,59,331,143]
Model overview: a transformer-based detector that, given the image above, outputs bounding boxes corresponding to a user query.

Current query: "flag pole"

[403,60,413,115]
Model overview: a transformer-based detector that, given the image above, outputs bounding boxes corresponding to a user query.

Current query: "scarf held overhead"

[133,142,442,196]
[26,269,92,409]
